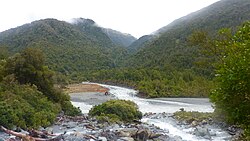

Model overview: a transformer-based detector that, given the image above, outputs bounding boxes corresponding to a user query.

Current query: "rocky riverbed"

[0,83,242,140]
[0,114,174,141]
[0,112,242,141]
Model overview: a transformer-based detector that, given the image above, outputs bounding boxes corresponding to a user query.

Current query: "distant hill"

[0,18,127,74]
[127,35,155,53]
[102,28,137,47]
[125,0,250,68]
[72,18,137,48]
[71,18,116,48]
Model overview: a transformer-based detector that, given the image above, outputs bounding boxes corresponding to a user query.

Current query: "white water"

[71,83,231,141]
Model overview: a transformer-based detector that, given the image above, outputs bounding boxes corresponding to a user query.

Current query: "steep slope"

[0,18,126,74]
[127,35,155,53]
[102,28,137,47]
[71,18,115,48]
[126,0,250,68]
[85,0,250,98]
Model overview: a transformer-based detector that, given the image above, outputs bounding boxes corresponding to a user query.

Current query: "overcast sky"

[1,0,220,38]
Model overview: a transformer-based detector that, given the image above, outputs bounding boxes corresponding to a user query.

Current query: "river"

[71,83,232,141]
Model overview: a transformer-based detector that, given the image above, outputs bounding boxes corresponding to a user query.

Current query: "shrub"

[210,22,250,139]
[89,100,142,123]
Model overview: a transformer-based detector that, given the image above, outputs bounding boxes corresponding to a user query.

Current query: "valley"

[0,0,250,140]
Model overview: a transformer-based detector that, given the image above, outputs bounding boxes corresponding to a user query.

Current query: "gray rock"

[172,135,182,141]
[201,120,208,125]
[191,120,198,127]
[119,137,135,141]
[117,128,138,137]
[133,129,150,141]
[117,130,131,137]
[98,136,108,141]
[149,132,162,139]
[193,127,211,139]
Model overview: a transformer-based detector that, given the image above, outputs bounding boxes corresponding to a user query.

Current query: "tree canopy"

[0,47,80,129]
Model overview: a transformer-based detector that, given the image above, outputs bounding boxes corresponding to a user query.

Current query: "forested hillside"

[102,28,137,47]
[127,35,155,53]
[126,0,250,68]
[0,18,128,76]
[85,0,250,98]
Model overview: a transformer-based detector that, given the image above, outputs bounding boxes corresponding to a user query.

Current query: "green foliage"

[0,46,9,60]
[0,18,127,75]
[210,22,250,137]
[0,80,60,129]
[0,48,80,129]
[0,101,17,129]
[89,100,142,123]
[174,111,213,124]
[82,67,213,98]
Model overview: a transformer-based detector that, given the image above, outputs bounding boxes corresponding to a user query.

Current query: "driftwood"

[0,126,64,141]
[84,124,95,130]
[82,134,97,140]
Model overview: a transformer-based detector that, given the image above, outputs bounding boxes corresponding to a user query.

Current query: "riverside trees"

[210,22,250,139]
[190,22,250,139]
[0,47,80,129]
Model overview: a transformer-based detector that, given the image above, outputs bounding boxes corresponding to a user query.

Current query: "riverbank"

[0,83,236,141]
[64,83,109,93]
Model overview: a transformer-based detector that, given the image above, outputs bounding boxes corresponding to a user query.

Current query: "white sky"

[0,0,220,38]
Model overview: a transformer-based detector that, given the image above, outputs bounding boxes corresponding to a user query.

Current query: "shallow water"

[71,82,231,141]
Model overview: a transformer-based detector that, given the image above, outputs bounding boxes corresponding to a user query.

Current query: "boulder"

[117,128,138,137]
[193,127,211,139]
[191,120,198,127]
[133,129,150,141]
[98,136,108,141]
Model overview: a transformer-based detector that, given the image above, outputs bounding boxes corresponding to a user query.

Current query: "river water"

[71,83,232,141]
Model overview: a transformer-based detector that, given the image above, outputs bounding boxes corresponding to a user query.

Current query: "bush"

[89,100,142,123]
[210,22,250,138]
[0,82,60,129]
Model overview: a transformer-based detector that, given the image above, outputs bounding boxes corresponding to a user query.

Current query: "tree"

[193,22,250,139]
[4,47,80,116]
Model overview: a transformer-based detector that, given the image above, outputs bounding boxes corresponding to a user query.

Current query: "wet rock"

[117,128,138,137]
[191,120,198,127]
[98,136,107,141]
[179,108,184,111]
[201,120,208,125]
[100,130,118,140]
[117,130,131,137]
[172,135,182,141]
[149,132,162,139]
[193,126,211,139]
[227,125,239,135]
[132,129,150,141]
[64,136,86,141]
[118,137,135,141]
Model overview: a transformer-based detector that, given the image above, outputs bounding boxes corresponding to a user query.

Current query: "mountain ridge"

[125,0,250,68]
[0,18,128,74]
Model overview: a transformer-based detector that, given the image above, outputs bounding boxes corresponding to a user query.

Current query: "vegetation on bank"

[89,100,142,123]
[0,48,80,129]
[80,68,214,98]
[211,22,250,140]
[174,111,213,124]
[190,22,250,140]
